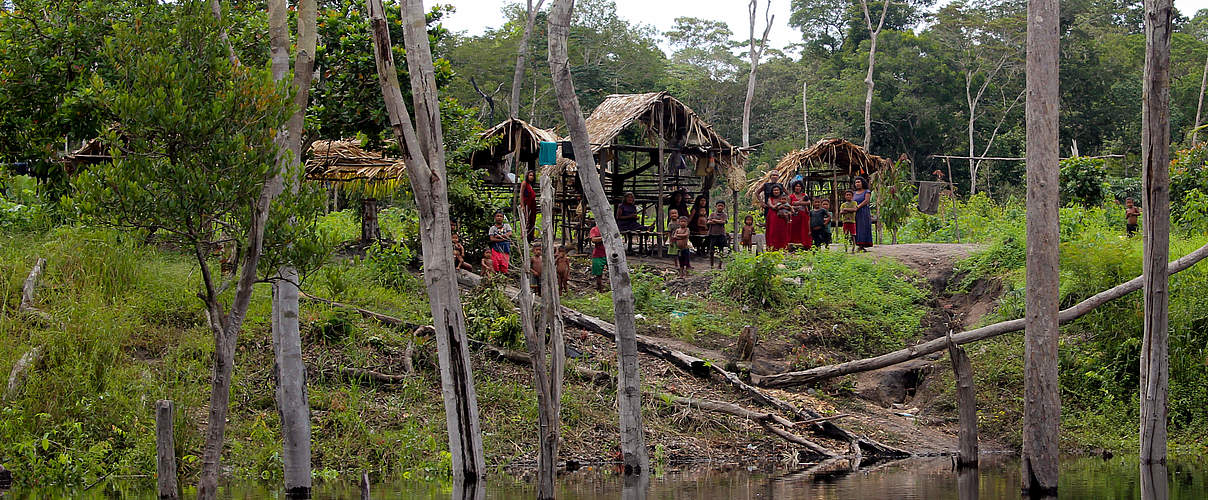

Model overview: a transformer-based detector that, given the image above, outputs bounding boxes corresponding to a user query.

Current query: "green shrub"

[366,240,417,290]
[464,285,522,348]
[1060,157,1109,207]
[711,251,788,308]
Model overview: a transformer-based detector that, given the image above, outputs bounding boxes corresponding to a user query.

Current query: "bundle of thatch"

[745,138,888,203]
[306,139,405,183]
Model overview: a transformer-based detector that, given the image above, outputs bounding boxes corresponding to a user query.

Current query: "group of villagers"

[754,170,875,253]
[449,168,878,293]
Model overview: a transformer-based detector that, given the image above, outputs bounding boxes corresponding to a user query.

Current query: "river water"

[3,455,1205,499]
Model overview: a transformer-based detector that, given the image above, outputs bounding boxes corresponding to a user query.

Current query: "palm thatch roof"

[305,139,405,183]
[62,138,112,174]
[585,92,747,190]
[746,138,888,200]
[470,118,561,168]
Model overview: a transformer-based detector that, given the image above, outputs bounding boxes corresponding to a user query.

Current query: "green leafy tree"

[875,157,916,244]
[1059,156,1109,207]
[72,6,298,491]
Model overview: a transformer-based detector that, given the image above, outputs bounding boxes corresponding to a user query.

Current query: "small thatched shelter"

[747,138,888,205]
[61,138,112,175]
[470,118,561,183]
[306,139,406,243]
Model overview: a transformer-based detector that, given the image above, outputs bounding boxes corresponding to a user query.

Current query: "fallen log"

[659,394,832,457]
[18,258,50,322]
[481,344,612,387]
[752,240,1208,388]
[333,366,409,384]
[299,291,421,331]
[4,346,43,401]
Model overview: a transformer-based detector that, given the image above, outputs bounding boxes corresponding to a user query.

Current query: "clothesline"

[929,154,1125,161]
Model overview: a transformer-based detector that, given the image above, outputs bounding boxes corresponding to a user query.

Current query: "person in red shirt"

[589,219,606,292]
[520,170,538,241]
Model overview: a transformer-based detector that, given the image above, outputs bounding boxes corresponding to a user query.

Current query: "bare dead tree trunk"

[803,81,810,144]
[1193,51,1208,146]
[511,0,546,119]
[1140,0,1172,466]
[947,335,978,467]
[549,0,649,475]
[366,0,485,482]
[528,167,568,499]
[859,0,889,149]
[268,0,318,495]
[156,400,179,500]
[1022,0,1060,492]
[742,0,773,149]
[208,0,239,67]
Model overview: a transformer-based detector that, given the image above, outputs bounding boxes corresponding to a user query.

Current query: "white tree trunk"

[1140,0,1172,466]
[510,0,545,119]
[1022,0,1060,493]
[859,0,889,149]
[742,0,772,149]
[1193,52,1208,146]
[549,0,649,474]
[268,0,317,495]
[366,0,485,482]
[803,81,810,144]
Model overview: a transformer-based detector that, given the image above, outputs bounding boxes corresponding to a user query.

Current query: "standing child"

[530,242,544,295]
[1125,197,1141,237]
[555,245,571,294]
[671,216,692,278]
[488,211,513,273]
[813,199,833,249]
[839,190,858,252]
[706,200,728,268]
[741,215,755,252]
[588,219,606,292]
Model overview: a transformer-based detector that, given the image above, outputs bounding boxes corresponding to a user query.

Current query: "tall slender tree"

[743,0,773,149]
[858,0,890,149]
[549,0,649,475]
[511,0,546,119]
[366,0,486,482]
[267,0,318,496]
[1140,0,1172,467]
[1022,0,1060,493]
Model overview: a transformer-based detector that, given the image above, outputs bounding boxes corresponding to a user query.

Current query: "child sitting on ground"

[529,242,544,295]
[671,216,692,278]
[479,249,494,278]
[555,245,570,294]
[741,215,755,252]
[452,233,473,272]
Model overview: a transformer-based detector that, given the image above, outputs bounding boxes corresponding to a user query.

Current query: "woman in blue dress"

[852,177,874,251]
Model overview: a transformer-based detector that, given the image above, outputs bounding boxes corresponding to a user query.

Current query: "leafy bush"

[366,240,417,290]
[1177,188,1208,235]
[712,251,788,308]
[464,285,522,348]
[1106,175,1141,204]
[1060,156,1109,207]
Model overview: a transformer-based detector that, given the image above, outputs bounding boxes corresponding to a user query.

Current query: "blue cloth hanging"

[538,141,559,166]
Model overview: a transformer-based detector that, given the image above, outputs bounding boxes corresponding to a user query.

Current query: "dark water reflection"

[3,455,1206,499]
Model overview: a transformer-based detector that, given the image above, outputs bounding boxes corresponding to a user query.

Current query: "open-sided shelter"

[748,138,888,208]
[306,139,406,243]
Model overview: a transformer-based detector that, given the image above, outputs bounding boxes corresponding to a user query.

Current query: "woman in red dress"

[765,185,791,250]
[787,181,812,250]
[520,170,538,241]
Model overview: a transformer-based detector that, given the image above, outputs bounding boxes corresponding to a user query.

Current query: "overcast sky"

[442,0,1208,56]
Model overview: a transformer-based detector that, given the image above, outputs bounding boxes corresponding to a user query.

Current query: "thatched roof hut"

[584,92,747,191]
[305,139,406,183]
[747,138,888,202]
[62,138,112,174]
[470,118,560,173]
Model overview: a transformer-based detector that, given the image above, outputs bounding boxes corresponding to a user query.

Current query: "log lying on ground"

[658,394,832,457]
[752,241,1208,388]
[300,292,421,330]
[481,344,612,387]
[4,346,43,401]
[333,366,410,385]
[19,258,47,318]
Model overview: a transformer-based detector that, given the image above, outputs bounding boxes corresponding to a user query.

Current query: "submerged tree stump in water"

[947,334,978,467]
[155,399,178,500]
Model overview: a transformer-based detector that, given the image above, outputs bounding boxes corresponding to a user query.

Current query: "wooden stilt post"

[947,333,978,467]
[1141,0,1173,466]
[155,400,179,500]
[1022,0,1061,491]
[656,105,666,246]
